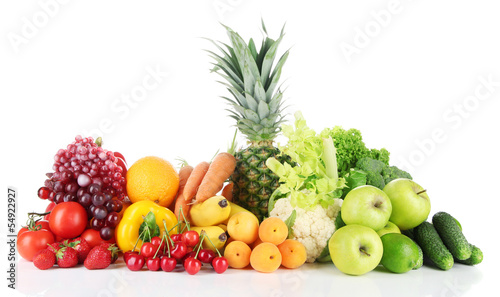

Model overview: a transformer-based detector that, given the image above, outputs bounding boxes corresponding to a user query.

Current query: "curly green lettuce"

[320,127,389,177]
[265,111,345,210]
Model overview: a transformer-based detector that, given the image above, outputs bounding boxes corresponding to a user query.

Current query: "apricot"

[277,239,307,269]
[224,240,252,269]
[227,212,259,244]
[258,217,288,245]
[250,242,282,273]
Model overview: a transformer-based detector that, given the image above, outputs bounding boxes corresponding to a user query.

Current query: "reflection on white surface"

[15,259,486,297]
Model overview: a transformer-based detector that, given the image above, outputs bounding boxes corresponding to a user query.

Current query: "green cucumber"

[457,244,483,265]
[414,222,454,270]
[432,212,472,260]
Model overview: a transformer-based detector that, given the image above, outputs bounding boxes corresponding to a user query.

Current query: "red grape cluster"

[37,135,127,240]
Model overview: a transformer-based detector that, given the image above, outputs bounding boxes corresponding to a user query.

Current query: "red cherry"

[146,257,161,271]
[184,257,201,275]
[212,256,228,274]
[123,251,138,262]
[140,242,156,258]
[125,254,145,271]
[198,249,216,264]
[181,230,200,247]
[171,234,182,242]
[170,242,187,260]
[160,256,177,272]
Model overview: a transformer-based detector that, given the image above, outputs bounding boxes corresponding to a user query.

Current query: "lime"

[380,233,420,273]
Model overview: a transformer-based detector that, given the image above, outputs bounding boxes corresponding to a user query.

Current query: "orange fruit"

[277,239,307,269]
[126,156,179,207]
[250,242,282,273]
[258,217,288,245]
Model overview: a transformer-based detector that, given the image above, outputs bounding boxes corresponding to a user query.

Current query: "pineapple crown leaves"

[206,21,290,141]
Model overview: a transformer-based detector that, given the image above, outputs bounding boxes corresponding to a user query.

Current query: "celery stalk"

[322,136,338,181]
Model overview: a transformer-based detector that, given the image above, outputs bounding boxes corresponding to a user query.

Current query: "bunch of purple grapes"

[37,135,127,240]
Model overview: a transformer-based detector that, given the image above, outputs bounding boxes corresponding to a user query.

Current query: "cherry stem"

[193,233,206,259]
[416,189,427,195]
[162,220,173,257]
[132,228,148,253]
[202,230,222,257]
[179,206,191,231]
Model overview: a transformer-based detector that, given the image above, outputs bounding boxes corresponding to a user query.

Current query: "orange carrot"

[178,164,194,190]
[195,152,236,203]
[183,161,210,201]
[221,182,234,202]
[174,165,194,220]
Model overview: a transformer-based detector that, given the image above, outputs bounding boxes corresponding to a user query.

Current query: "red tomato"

[17,229,55,261]
[17,220,51,238]
[44,202,56,221]
[49,202,87,239]
[80,229,115,248]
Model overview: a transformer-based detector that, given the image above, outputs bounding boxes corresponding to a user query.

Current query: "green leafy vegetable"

[284,210,297,239]
[320,126,389,177]
[139,211,160,243]
[266,111,345,209]
[355,157,412,190]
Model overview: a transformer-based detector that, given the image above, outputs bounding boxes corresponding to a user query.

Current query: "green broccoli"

[355,157,385,174]
[354,157,412,190]
[382,166,412,184]
[365,171,386,190]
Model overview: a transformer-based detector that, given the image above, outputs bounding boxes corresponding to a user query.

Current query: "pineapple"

[207,22,290,221]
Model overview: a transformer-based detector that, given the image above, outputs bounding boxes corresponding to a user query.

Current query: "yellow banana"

[217,224,227,232]
[223,202,258,225]
[190,195,231,226]
[191,226,227,251]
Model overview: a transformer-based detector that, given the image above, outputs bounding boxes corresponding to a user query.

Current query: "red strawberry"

[33,249,56,270]
[47,241,63,254]
[99,243,120,263]
[56,247,78,268]
[84,245,112,270]
[68,237,91,264]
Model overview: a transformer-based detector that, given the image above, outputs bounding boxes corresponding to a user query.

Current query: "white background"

[1,0,499,296]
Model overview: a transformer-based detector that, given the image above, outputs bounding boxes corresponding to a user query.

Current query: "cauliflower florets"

[270,197,342,262]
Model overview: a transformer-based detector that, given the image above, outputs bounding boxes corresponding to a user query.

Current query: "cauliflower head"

[270,196,342,262]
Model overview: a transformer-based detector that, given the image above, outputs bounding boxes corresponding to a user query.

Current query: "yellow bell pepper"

[115,200,177,252]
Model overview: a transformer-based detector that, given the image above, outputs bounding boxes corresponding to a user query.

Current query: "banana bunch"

[189,195,230,251]
[188,195,256,251]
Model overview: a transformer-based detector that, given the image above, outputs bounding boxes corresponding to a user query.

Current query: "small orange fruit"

[224,240,252,269]
[250,242,282,273]
[258,217,288,245]
[277,239,307,269]
[126,156,179,207]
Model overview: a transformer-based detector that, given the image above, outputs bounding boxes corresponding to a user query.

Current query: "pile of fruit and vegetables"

[19,21,482,276]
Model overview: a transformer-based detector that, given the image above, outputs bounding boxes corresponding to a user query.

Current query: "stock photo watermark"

[6,187,18,290]
[81,64,168,139]
[6,0,70,53]
[212,0,244,21]
[397,74,499,173]
[340,0,416,63]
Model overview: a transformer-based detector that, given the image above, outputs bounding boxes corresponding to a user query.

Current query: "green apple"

[383,178,430,230]
[341,185,392,231]
[377,221,400,237]
[329,224,383,275]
